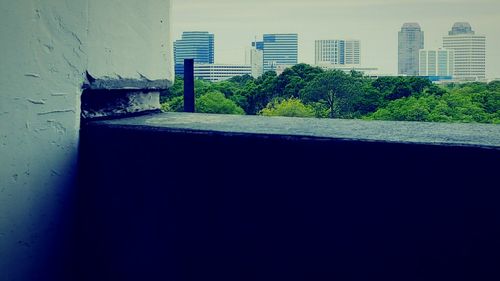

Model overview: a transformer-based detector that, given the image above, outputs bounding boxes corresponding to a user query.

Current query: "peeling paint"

[51,93,68,96]
[137,72,153,82]
[27,98,46,105]
[47,120,67,135]
[38,109,75,115]
[50,169,61,176]
[24,73,41,78]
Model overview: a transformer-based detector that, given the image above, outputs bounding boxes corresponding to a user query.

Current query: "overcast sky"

[172,0,500,78]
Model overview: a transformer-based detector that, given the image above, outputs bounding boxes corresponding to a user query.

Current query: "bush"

[260,98,315,118]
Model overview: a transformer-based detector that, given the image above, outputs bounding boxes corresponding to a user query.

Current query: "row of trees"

[160,64,500,124]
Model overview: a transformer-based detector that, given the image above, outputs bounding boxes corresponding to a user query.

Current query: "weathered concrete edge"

[83,121,500,151]
[83,75,172,91]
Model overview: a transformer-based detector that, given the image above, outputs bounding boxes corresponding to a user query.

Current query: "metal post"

[184,59,195,113]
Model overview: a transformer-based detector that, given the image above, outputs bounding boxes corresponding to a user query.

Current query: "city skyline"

[172,0,500,78]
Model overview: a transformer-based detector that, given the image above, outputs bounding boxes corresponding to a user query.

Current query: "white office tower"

[246,45,264,79]
[315,40,361,65]
[419,49,454,77]
[443,22,486,81]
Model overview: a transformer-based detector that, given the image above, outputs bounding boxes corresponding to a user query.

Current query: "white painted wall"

[88,0,174,81]
[0,1,172,280]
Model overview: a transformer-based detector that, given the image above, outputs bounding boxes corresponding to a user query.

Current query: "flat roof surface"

[88,112,500,149]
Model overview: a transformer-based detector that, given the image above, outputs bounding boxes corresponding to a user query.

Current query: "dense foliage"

[160,64,500,124]
[260,98,315,118]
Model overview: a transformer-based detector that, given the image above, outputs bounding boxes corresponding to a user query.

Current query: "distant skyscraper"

[263,34,298,72]
[398,23,424,76]
[174,31,214,76]
[315,40,360,65]
[419,49,454,79]
[443,22,486,81]
[245,39,264,78]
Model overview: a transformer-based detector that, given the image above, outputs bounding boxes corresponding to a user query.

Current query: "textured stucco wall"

[88,0,174,82]
[0,1,172,280]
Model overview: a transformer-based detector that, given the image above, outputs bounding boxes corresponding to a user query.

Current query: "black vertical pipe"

[184,59,195,113]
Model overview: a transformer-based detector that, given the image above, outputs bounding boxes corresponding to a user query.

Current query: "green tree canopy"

[196,91,245,115]
[260,98,315,118]
[160,64,500,124]
[300,70,364,118]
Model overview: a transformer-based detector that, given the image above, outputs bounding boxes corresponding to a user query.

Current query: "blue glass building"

[252,41,264,51]
[262,34,298,72]
[174,31,214,76]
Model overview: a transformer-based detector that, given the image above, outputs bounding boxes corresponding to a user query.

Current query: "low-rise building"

[194,64,252,82]
[419,49,454,81]
[315,63,379,77]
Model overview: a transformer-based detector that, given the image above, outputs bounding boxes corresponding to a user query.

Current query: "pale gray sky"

[172,0,500,78]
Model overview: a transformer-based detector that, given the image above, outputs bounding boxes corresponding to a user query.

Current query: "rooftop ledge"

[85,112,500,150]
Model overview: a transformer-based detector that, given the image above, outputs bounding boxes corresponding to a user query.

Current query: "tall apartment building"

[315,40,360,65]
[442,22,486,81]
[419,49,454,79]
[174,31,214,76]
[194,64,252,82]
[398,23,424,76]
[263,34,298,72]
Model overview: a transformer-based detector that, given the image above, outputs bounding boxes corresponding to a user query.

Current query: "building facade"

[249,48,264,78]
[345,40,361,65]
[315,40,360,65]
[315,63,379,76]
[194,64,252,82]
[263,34,298,72]
[442,22,486,81]
[419,49,454,79]
[174,31,214,76]
[398,23,424,76]
[245,41,265,79]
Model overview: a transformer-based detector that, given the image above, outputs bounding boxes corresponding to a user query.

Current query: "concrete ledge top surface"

[87,112,500,149]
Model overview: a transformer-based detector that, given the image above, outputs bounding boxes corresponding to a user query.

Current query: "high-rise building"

[174,31,214,76]
[398,23,424,76]
[249,48,264,79]
[245,40,265,78]
[345,40,361,65]
[263,34,298,72]
[419,49,454,79]
[443,22,486,81]
[315,40,360,65]
[194,64,252,82]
